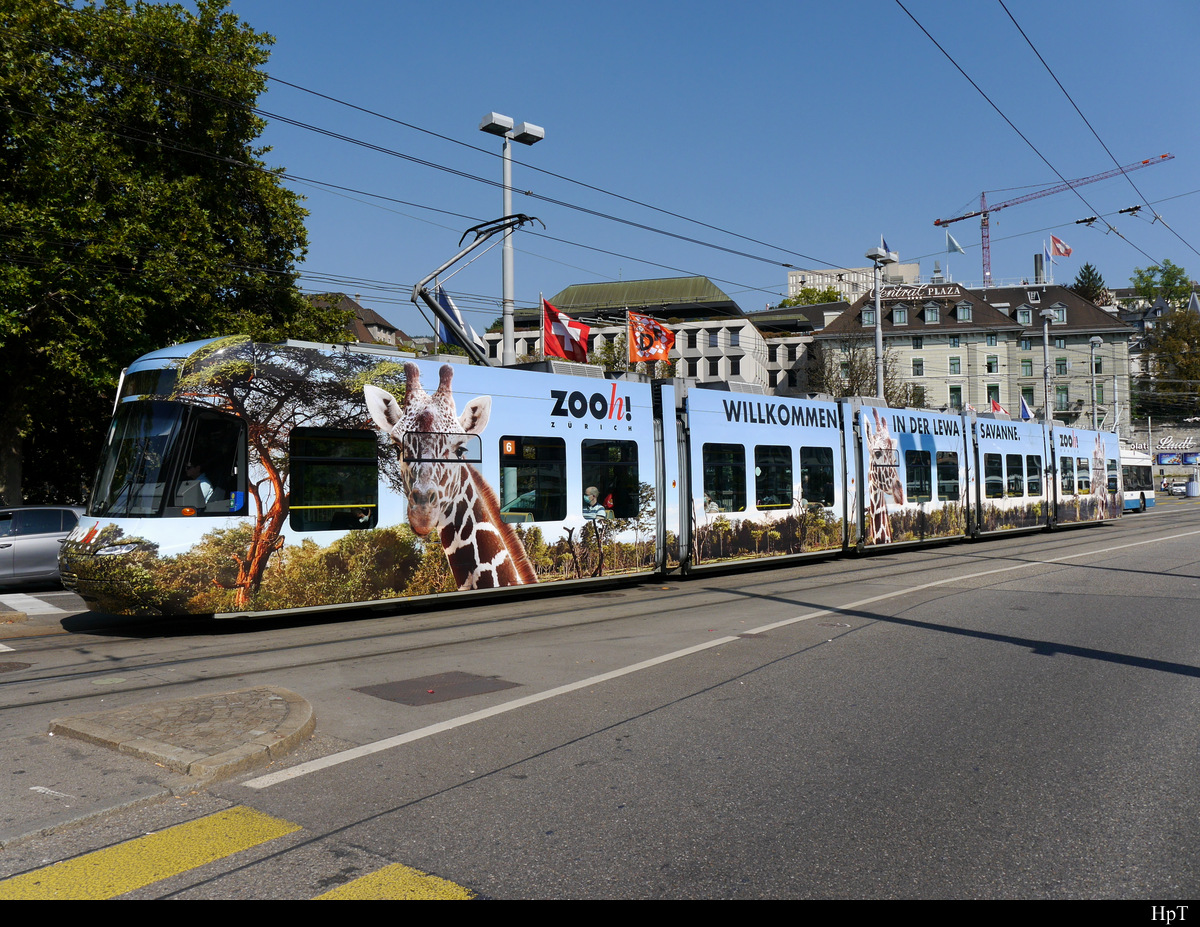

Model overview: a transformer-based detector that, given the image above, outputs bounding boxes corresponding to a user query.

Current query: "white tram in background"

[1119,449,1155,512]
[60,336,1122,618]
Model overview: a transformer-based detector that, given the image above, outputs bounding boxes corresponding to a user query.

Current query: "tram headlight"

[94,543,140,557]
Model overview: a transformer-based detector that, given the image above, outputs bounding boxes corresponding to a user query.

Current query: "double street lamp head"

[865,246,897,266]
[479,112,544,146]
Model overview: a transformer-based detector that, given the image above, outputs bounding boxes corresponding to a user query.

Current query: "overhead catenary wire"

[997,0,1200,263]
[7,10,1194,316]
[904,189,1200,272]
[895,0,1163,270]
[0,100,785,305]
[2,36,821,306]
[2,23,839,274]
[11,10,849,270]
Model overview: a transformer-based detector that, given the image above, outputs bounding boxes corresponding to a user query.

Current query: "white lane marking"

[244,526,1200,789]
[0,643,13,652]
[0,593,67,615]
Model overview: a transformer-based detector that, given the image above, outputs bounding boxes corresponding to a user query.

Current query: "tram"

[1120,449,1155,512]
[59,336,1123,618]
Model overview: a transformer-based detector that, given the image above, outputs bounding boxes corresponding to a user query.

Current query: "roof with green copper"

[541,276,742,321]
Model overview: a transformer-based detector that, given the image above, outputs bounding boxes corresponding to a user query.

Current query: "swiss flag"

[1050,235,1073,257]
[543,299,590,362]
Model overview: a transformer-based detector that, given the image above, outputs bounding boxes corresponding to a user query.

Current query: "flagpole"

[432,278,441,354]
[628,307,638,372]
[539,292,545,360]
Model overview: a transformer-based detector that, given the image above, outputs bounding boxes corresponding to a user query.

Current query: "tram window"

[119,368,179,401]
[937,451,959,501]
[499,436,566,523]
[905,450,932,502]
[582,440,639,520]
[172,411,247,516]
[800,446,835,506]
[1026,455,1042,495]
[703,444,746,513]
[1076,458,1091,494]
[984,454,1004,499]
[1006,454,1024,497]
[755,445,792,509]
[290,429,378,531]
[1107,458,1118,493]
[1123,465,1151,492]
[1061,459,1075,495]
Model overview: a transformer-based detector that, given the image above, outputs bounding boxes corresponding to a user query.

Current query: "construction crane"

[934,153,1174,286]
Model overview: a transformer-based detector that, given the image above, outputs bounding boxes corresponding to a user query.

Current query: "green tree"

[1140,312,1200,417]
[1128,261,1200,417]
[1130,259,1195,309]
[0,0,350,504]
[1069,263,1110,305]
[779,286,842,308]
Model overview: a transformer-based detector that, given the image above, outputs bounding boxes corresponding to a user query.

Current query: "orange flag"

[627,311,675,364]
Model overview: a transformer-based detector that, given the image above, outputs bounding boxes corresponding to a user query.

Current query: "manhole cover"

[356,672,519,706]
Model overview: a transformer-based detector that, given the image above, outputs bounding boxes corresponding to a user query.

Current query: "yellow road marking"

[316,863,475,900]
[0,806,300,900]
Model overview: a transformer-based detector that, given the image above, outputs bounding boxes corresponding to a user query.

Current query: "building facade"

[480,276,821,394]
[787,262,921,304]
[815,283,1132,427]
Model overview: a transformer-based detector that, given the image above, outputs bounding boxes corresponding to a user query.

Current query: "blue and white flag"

[946,231,965,254]
[1019,395,1034,421]
[435,285,485,352]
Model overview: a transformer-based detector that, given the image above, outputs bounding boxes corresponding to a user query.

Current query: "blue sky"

[229,0,1200,336]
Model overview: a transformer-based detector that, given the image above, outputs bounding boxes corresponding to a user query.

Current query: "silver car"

[0,506,85,587]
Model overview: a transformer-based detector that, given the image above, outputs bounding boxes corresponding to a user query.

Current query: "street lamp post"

[865,246,898,400]
[1040,308,1055,424]
[479,112,545,366]
[1089,335,1103,430]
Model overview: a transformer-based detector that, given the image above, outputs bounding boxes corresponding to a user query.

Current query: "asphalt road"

[2,503,1199,899]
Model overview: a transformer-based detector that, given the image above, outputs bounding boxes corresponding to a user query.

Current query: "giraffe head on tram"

[364,364,535,589]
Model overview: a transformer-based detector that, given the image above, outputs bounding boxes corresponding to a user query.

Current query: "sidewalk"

[0,607,315,848]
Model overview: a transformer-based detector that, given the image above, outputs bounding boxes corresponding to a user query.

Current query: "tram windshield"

[90,401,246,518]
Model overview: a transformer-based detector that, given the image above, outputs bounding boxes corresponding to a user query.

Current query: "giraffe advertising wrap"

[58,337,1121,618]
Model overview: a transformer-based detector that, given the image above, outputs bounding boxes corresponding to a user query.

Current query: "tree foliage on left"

[0,0,351,504]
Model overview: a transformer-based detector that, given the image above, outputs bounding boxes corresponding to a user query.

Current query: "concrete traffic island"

[49,686,315,783]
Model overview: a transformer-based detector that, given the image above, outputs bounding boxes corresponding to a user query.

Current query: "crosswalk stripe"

[0,806,300,900]
[0,593,66,615]
[315,863,475,900]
